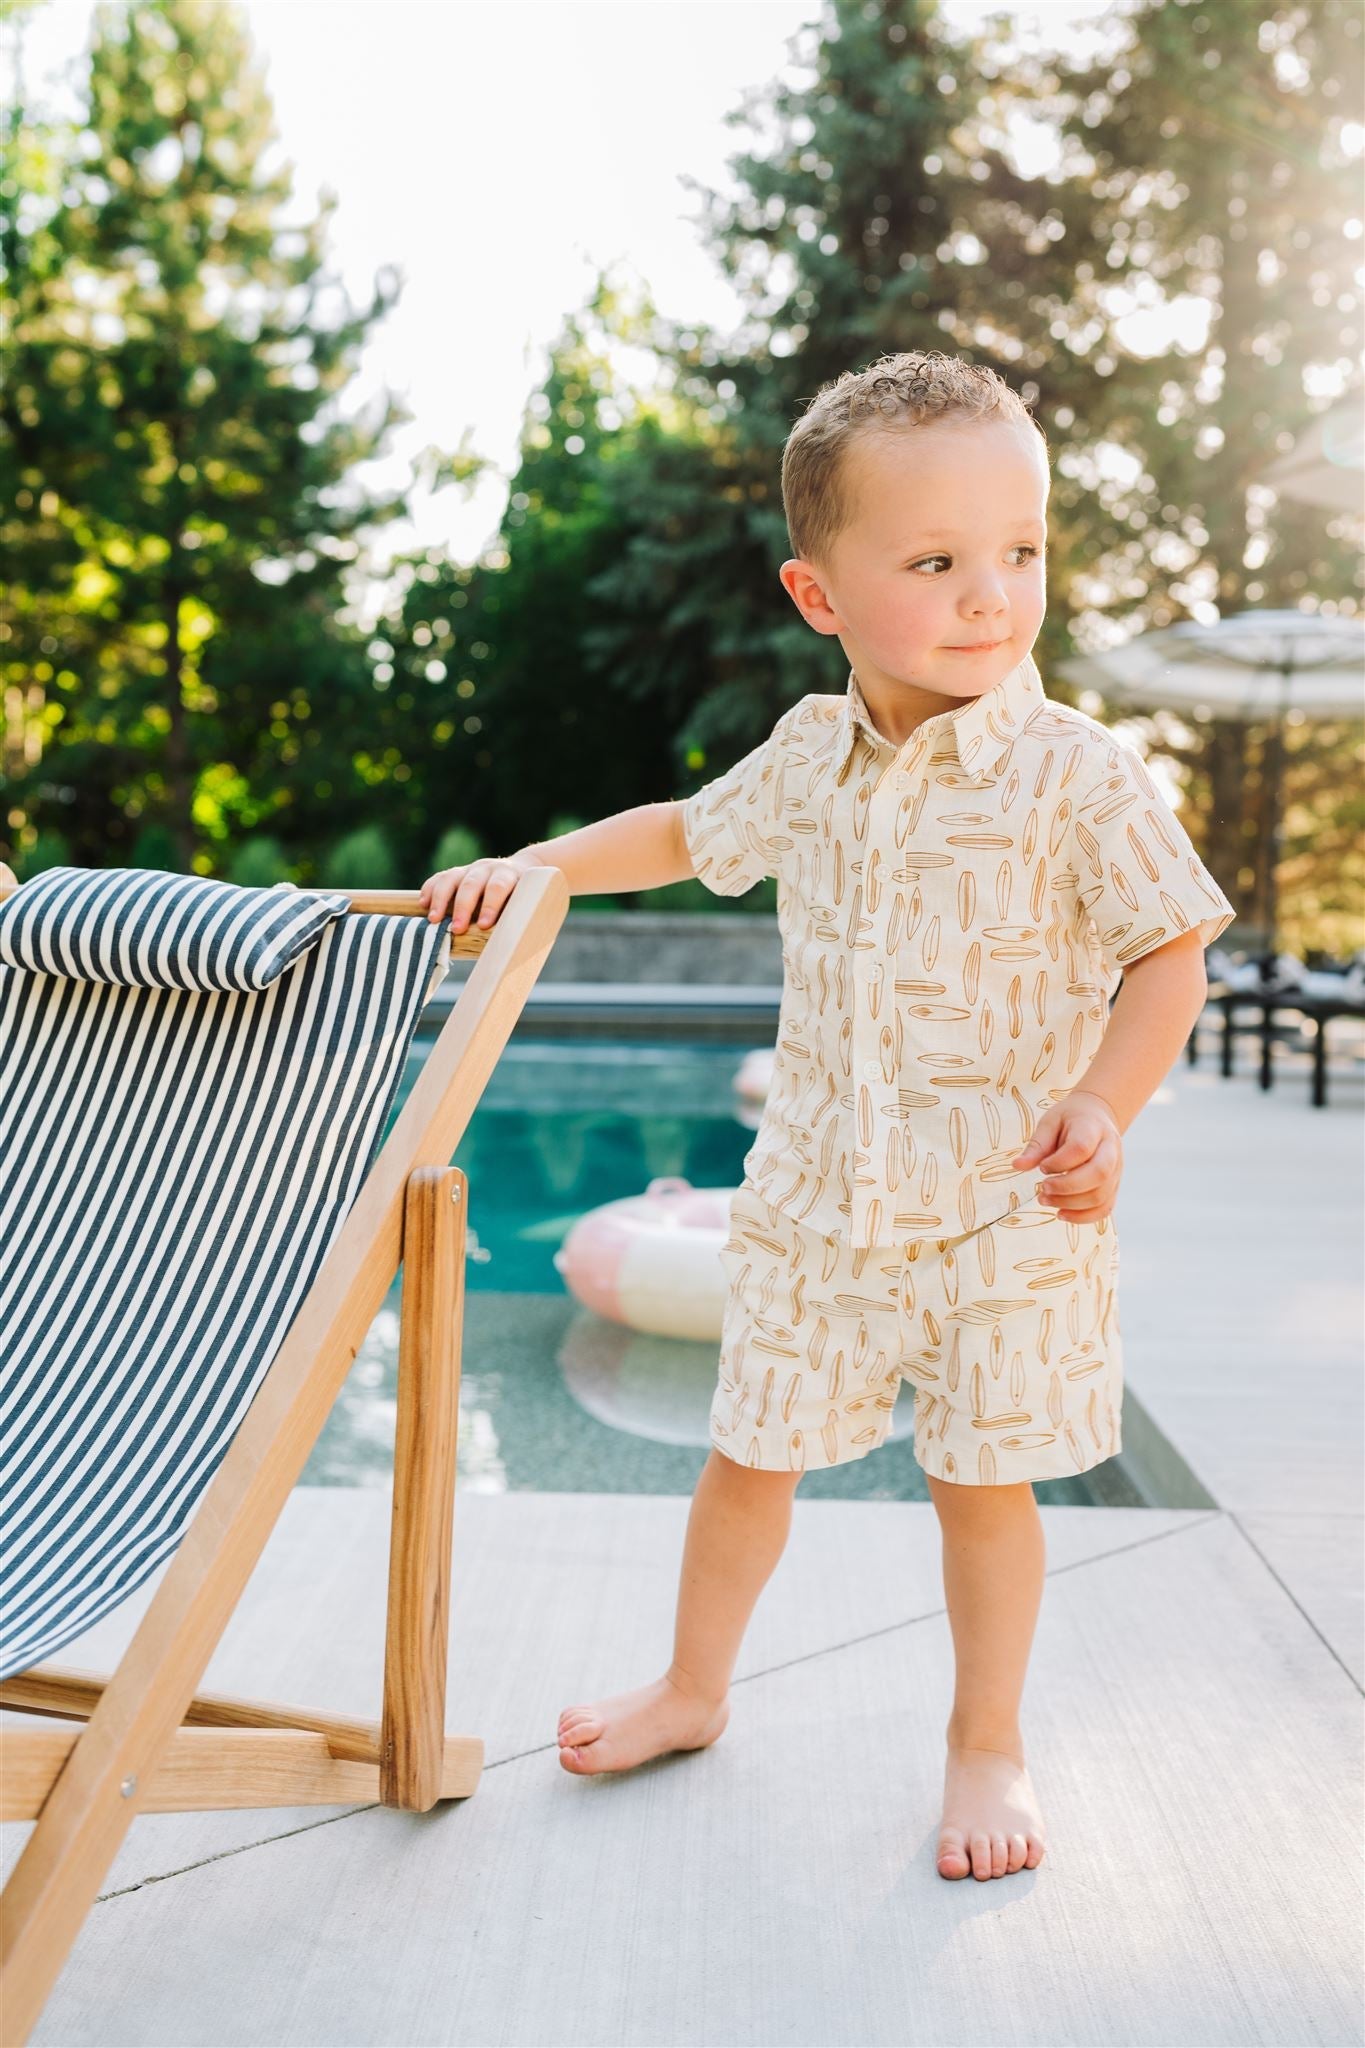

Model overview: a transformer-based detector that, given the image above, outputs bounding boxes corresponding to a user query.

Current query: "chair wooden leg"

[1,1161,475,1826]
[0,1666,481,1779]
[380,1164,468,1811]
[2,1723,484,1821]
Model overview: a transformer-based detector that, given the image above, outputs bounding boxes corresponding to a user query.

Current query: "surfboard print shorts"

[710,1181,1123,1485]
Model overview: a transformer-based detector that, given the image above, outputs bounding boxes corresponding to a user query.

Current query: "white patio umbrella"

[1057,609,1365,961]
[1259,389,1364,515]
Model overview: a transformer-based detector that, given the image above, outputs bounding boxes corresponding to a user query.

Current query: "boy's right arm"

[419,801,695,932]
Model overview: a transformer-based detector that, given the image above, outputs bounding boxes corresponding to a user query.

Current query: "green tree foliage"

[1038,0,1364,954]
[604,0,1360,948]
[585,0,1106,762]
[320,824,401,889]
[1,0,420,879]
[5,0,1359,952]
[458,0,1360,949]
[370,283,771,915]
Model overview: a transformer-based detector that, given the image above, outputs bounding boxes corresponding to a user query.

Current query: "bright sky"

[17,0,1125,618]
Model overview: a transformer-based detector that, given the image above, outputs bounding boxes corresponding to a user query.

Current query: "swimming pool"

[302,1036,1137,1504]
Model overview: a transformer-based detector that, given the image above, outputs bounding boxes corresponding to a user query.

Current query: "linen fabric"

[711,1179,1123,1483]
[680,654,1235,1248]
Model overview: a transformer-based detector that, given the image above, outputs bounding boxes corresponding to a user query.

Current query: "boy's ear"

[779,558,843,636]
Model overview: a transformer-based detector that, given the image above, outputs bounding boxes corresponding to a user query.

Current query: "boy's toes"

[558,1711,602,1745]
[1025,1833,1047,1869]
[936,1831,970,1879]
[971,1831,994,1879]
[1007,1833,1030,1873]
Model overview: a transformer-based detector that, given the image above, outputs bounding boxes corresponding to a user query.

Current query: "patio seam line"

[1223,1509,1365,1695]
[1224,1508,1365,1519]
[83,1506,1229,1905]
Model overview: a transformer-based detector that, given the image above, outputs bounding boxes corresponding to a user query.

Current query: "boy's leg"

[937,1475,1045,1747]
[558,1447,802,1776]
[904,1200,1124,1878]
[926,1473,1048,1881]
[668,1446,804,1702]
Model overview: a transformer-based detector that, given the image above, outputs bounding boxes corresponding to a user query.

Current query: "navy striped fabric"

[0,866,354,992]
[0,876,452,1680]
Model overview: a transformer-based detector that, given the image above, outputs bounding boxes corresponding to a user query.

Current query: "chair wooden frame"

[0,862,570,2044]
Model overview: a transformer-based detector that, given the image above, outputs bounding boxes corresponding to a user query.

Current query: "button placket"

[884,741,936,1243]
[851,752,907,1244]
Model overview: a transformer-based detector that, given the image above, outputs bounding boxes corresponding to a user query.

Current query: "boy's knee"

[707,1446,804,1491]
[926,1472,1035,1512]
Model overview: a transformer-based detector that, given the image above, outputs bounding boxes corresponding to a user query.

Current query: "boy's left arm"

[1010,929,1209,1221]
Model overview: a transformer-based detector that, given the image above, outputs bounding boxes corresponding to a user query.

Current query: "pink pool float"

[553,1177,735,1340]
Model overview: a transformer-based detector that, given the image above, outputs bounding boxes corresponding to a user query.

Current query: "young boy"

[419,350,1236,1882]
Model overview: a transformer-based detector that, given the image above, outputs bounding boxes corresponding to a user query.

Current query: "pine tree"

[377,274,778,902]
[579,0,1131,777]
[2,0,416,878]
[587,0,1362,948]
[1012,0,1364,950]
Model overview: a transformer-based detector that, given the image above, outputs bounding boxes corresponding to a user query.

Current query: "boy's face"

[780,416,1049,710]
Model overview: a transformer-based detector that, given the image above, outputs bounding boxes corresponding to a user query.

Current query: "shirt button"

[862,1059,880,1079]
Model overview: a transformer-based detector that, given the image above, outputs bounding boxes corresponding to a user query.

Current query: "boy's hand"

[1010,1089,1123,1223]
[418,848,548,931]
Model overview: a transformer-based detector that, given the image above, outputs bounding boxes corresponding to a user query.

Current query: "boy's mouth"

[943,638,1007,653]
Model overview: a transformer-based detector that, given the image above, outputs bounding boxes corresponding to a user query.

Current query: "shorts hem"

[708,1426,889,1476]
[913,1434,1124,1487]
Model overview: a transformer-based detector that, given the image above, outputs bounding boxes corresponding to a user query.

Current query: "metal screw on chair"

[451,1184,461,1203]
[120,1775,136,1798]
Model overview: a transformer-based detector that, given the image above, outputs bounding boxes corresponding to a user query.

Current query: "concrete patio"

[5,1035,1362,2046]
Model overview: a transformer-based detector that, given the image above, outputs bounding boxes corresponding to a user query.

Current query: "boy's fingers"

[456,864,509,929]
[1040,1133,1094,1170]
[421,867,469,920]
[423,860,522,929]
[1030,1146,1081,1173]
[474,866,526,926]
[1014,1123,1060,1165]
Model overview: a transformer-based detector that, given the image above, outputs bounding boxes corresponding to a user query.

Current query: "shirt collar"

[834,652,1046,784]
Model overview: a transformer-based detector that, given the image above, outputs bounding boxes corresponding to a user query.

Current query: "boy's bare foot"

[937,1740,1047,1879]
[557,1674,730,1776]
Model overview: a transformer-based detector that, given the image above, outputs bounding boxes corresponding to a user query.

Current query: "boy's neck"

[853,667,987,750]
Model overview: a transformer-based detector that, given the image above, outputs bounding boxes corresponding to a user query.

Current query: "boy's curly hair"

[781,350,1047,572]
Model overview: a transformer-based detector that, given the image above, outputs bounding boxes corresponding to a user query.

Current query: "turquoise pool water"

[303,1036,1126,1504]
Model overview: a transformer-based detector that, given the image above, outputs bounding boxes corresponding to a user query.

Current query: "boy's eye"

[906,544,1046,574]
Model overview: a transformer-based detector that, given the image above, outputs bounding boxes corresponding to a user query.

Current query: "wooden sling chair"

[0,857,568,2044]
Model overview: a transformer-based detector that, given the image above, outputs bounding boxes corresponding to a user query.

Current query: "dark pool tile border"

[1109,1383,1219,1511]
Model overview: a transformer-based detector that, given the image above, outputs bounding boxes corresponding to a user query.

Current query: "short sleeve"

[1073,740,1236,989]
[679,719,787,898]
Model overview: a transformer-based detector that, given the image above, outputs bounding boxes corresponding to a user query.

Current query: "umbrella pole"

[1258,660,1294,973]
